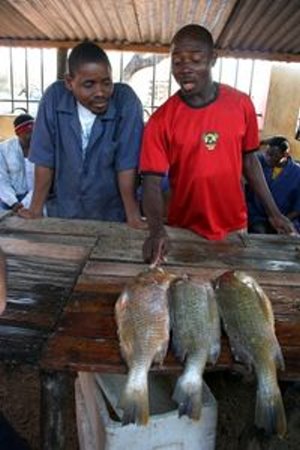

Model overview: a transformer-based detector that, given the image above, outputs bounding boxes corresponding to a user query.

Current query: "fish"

[0,249,6,315]
[214,270,286,437]
[169,277,220,420]
[115,266,176,426]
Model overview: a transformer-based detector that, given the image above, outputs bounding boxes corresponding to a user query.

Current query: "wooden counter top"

[0,214,300,379]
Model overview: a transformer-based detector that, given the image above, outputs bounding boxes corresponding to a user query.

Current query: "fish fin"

[274,342,285,371]
[153,341,169,365]
[121,370,149,426]
[207,283,221,365]
[251,280,275,328]
[172,374,202,421]
[255,386,287,437]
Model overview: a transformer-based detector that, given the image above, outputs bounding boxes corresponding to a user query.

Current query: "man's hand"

[127,214,148,230]
[143,230,170,266]
[17,208,42,219]
[269,213,297,235]
[11,202,23,213]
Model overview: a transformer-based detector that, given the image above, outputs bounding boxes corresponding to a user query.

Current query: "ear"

[64,74,73,92]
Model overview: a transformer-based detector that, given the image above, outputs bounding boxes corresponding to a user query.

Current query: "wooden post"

[40,370,70,450]
[57,48,68,80]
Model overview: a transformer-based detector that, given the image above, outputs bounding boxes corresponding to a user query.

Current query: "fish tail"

[172,365,203,421]
[255,385,287,437]
[121,369,149,426]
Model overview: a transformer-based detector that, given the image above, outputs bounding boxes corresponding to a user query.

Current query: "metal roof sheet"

[0,0,299,61]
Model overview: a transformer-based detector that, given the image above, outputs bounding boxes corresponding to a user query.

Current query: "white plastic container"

[75,372,217,450]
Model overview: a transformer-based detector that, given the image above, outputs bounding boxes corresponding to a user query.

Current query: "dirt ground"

[0,364,299,450]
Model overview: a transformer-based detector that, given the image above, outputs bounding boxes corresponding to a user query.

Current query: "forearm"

[118,169,140,220]
[142,175,166,236]
[243,153,280,218]
[287,211,300,220]
[29,166,53,216]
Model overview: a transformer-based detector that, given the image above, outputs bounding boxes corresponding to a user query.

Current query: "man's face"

[18,130,32,156]
[171,36,216,99]
[65,61,114,114]
[264,146,288,168]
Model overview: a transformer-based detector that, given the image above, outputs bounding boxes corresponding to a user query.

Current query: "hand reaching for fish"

[142,230,170,266]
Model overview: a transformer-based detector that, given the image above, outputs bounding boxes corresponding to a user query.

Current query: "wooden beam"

[0,38,299,62]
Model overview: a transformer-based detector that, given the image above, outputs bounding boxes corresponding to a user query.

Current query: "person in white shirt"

[0,114,35,212]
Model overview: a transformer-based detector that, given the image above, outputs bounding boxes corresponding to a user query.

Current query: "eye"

[172,57,182,66]
[83,81,94,88]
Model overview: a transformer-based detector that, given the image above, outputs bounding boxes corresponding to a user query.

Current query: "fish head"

[214,270,251,289]
[137,266,177,287]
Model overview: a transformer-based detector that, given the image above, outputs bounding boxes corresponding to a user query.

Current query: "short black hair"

[261,136,289,153]
[13,113,34,128]
[68,42,111,77]
[171,24,214,51]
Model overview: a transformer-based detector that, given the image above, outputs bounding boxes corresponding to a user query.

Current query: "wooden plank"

[0,324,46,364]
[90,235,300,272]
[41,334,299,381]
[80,262,300,287]
[0,236,93,262]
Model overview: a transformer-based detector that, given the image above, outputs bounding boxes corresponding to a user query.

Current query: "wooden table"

[0,213,300,449]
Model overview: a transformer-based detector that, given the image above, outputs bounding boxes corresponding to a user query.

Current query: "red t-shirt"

[139,84,259,240]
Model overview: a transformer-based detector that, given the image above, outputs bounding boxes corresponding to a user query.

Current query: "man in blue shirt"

[246,136,300,233]
[19,42,145,228]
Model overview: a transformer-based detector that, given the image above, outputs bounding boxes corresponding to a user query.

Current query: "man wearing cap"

[0,114,35,212]
[246,136,300,233]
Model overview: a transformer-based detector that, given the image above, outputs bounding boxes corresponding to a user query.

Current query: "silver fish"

[214,270,286,437]
[115,266,176,425]
[169,277,220,420]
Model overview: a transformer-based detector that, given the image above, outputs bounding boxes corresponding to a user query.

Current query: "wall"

[0,115,17,141]
[262,64,300,160]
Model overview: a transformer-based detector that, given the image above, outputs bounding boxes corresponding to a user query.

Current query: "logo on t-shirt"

[202,132,219,150]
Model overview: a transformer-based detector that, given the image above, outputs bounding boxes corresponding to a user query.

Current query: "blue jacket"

[246,154,300,230]
[29,80,143,220]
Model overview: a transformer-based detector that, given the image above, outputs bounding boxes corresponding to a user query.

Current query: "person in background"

[139,24,294,264]
[18,42,145,228]
[0,114,35,212]
[246,136,300,233]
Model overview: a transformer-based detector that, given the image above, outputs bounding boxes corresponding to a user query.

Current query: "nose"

[93,83,107,98]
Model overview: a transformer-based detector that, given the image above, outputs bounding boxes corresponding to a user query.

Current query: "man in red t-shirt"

[139,24,294,264]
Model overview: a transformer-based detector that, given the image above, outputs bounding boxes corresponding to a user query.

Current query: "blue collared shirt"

[246,154,300,230]
[29,80,144,220]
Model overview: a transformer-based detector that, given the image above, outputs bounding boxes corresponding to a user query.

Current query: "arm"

[243,152,295,234]
[287,211,300,220]
[0,149,21,209]
[142,174,170,264]
[18,165,53,219]
[118,169,147,229]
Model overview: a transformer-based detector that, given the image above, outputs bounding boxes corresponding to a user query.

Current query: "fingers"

[143,236,169,265]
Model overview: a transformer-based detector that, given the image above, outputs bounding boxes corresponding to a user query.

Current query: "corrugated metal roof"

[0,0,299,61]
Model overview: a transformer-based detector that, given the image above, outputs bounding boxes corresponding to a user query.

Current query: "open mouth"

[181,81,196,93]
